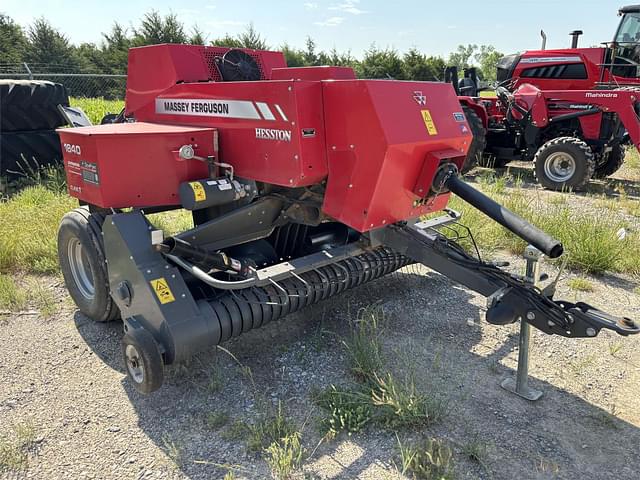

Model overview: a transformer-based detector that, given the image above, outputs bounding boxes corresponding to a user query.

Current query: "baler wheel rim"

[125,344,145,384]
[121,328,164,394]
[67,237,95,300]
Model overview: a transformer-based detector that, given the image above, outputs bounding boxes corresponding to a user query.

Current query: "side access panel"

[321,80,471,232]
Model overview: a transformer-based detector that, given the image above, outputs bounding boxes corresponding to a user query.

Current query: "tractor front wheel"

[534,137,595,191]
[122,327,164,394]
[593,144,626,179]
[58,207,119,322]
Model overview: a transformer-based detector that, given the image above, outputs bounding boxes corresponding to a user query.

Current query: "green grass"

[70,97,125,125]
[0,186,77,274]
[625,148,640,170]
[206,412,230,430]
[315,311,447,439]
[461,435,490,469]
[344,305,385,382]
[314,385,373,438]
[0,422,37,474]
[567,278,595,292]
[147,210,193,236]
[246,403,297,453]
[220,420,252,442]
[371,373,447,429]
[264,432,304,480]
[397,436,455,480]
[0,274,27,311]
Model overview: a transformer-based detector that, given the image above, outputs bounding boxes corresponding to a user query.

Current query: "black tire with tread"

[593,144,625,179]
[0,80,69,132]
[122,328,164,394]
[57,207,119,322]
[533,137,595,191]
[461,105,487,174]
[0,130,63,177]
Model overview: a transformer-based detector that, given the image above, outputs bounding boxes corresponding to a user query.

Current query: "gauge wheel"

[122,327,164,394]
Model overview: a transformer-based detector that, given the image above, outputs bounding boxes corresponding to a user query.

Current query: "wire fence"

[0,63,127,99]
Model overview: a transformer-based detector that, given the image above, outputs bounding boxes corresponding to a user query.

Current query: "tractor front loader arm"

[372,171,640,339]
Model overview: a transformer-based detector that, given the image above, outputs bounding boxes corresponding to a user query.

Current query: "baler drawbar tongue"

[374,215,639,339]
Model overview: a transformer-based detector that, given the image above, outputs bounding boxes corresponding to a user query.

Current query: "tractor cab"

[608,5,640,78]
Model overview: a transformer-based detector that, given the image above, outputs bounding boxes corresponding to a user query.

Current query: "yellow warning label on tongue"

[189,181,207,202]
[421,109,438,136]
[150,277,175,304]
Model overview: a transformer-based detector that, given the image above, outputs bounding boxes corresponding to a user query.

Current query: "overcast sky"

[0,0,626,57]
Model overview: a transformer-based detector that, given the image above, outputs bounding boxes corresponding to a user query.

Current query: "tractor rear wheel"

[0,130,63,179]
[593,144,626,179]
[58,207,119,322]
[0,80,69,132]
[534,137,595,191]
[460,106,486,174]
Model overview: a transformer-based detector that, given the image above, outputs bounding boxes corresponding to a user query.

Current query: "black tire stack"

[1,80,70,180]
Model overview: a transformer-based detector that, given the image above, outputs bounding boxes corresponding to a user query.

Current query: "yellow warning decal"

[421,109,438,136]
[150,277,175,304]
[189,182,207,202]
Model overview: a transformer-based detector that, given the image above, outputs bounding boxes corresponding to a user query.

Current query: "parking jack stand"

[500,245,544,401]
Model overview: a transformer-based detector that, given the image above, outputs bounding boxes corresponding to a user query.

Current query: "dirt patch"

[1,252,639,479]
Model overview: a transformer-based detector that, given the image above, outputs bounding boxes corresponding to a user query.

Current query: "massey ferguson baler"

[56,45,639,394]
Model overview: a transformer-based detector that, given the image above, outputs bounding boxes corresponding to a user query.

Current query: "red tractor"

[498,5,640,91]
[453,5,640,189]
[456,82,640,190]
[55,44,638,393]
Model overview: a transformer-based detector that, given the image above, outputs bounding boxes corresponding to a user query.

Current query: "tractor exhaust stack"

[570,30,584,48]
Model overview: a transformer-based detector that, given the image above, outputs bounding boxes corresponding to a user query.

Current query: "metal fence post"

[23,62,33,80]
[500,245,544,401]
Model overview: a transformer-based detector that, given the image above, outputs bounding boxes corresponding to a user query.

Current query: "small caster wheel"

[122,328,164,394]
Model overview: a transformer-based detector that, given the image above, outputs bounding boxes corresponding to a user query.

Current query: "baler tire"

[533,137,595,191]
[122,328,164,394]
[58,207,119,322]
[593,144,626,179]
[461,106,487,174]
[0,80,69,132]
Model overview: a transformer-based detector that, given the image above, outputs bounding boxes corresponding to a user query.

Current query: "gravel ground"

[2,166,640,479]
[2,252,640,479]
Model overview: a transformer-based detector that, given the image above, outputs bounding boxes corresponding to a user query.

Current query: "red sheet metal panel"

[130,80,328,187]
[320,80,471,231]
[57,123,214,208]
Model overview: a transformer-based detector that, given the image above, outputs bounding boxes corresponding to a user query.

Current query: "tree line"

[0,11,504,87]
